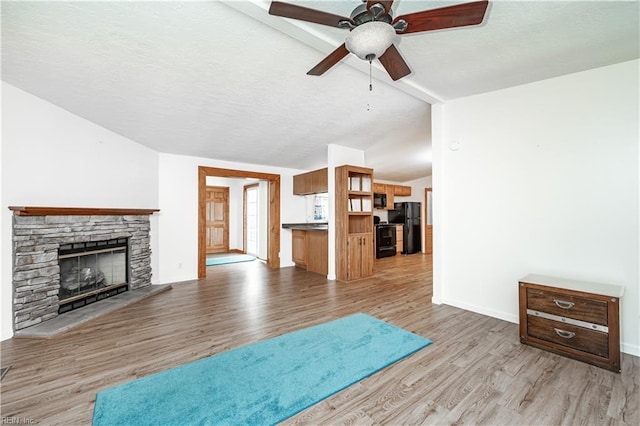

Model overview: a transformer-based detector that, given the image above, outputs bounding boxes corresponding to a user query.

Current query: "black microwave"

[373,193,387,208]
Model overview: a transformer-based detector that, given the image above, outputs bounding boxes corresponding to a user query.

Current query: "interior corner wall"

[0,82,160,341]
[433,60,639,355]
[431,104,444,305]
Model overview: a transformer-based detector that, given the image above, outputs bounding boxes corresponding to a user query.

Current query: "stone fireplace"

[10,207,159,332]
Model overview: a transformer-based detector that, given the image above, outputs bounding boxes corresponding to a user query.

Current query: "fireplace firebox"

[58,238,129,314]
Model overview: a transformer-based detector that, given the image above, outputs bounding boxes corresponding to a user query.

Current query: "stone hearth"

[10,207,159,332]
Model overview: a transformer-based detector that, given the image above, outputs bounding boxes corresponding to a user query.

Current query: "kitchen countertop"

[282,222,328,230]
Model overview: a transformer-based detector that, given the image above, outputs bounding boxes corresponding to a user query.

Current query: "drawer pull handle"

[554,328,576,339]
[553,299,575,309]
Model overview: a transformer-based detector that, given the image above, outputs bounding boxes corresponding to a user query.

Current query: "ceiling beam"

[220,0,444,104]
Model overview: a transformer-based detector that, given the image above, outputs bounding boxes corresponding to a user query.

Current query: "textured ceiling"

[2,1,638,182]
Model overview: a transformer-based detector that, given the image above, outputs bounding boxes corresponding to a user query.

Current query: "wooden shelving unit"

[335,165,374,281]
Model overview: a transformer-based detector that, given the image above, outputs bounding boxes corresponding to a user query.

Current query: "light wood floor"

[1,254,638,425]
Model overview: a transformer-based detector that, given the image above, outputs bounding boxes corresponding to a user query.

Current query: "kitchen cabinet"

[372,183,412,209]
[292,230,307,266]
[395,225,403,255]
[373,183,386,194]
[291,229,327,275]
[335,165,374,281]
[293,168,328,195]
[347,234,373,280]
[393,185,412,196]
[519,274,623,372]
[306,230,328,275]
[373,183,393,210]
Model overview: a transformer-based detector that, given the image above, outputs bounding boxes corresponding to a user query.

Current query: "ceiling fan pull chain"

[369,56,373,92]
[367,57,372,111]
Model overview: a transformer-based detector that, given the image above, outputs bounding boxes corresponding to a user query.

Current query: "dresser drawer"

[526,287,608,325]
[527,315,609,358]
[519,275,623,372]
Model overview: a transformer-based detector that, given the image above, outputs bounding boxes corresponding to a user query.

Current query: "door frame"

[198,166,280,278]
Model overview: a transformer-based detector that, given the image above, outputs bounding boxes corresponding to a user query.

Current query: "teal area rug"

[206,254,255,266]
[92,313,432,426]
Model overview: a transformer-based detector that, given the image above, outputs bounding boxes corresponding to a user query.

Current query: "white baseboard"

[441,297,519,324]
[441,297,639,357]
[621,342,640,357]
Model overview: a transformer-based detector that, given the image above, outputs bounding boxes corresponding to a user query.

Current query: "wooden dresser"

[519,274,624,372]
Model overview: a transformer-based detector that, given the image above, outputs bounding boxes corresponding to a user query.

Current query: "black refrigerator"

[388,202,422,254]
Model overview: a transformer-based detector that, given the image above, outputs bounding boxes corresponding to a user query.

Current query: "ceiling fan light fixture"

[345,21,396,61]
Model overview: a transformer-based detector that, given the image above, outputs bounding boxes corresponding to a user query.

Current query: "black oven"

[375,224,396,258]
[373,193,387,209]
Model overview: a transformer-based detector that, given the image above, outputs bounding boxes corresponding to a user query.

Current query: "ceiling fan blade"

[367,0,394,15]
[269,1,353,28]
[393,0,488,34]
[307,44,350,76]
[378,44,411,81]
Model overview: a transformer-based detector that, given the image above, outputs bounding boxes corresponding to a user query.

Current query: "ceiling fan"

[269,0,489,81]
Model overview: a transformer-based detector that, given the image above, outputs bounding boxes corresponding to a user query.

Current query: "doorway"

[198,166,280,279]
[244,183,259,256]
[425,187,433,255]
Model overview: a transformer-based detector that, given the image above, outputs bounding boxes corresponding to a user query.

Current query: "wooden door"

[425,187,433,255]
[360,234,374,277]
[347,234,362,280]
[347,234,373,280]
[206,186,229,254]
[291,230,306,266]
[306,231,328,275]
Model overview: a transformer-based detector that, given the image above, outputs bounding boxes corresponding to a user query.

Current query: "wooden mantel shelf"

[8,206,160,216]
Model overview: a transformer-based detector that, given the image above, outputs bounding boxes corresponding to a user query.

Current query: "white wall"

[432,60,639,355]
[157,153,305,284]
[0,84,4,341]
[1,82,160,340]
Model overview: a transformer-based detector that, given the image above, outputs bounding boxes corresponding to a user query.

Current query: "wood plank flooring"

[1,254,638,425]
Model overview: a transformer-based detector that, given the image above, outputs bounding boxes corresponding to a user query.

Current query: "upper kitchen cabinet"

[373,183,393,210]
[372,183,411,210]
[393,185,412,196]
[373,183,386,194]
[293,168,328,195]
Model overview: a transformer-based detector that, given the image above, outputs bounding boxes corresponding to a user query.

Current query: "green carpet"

[206,254,255,266]
[92,313,432,425]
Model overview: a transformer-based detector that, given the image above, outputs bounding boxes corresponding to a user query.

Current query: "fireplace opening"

[58,238,129,314]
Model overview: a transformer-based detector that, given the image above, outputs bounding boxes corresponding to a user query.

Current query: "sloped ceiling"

[2,1,638,182]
